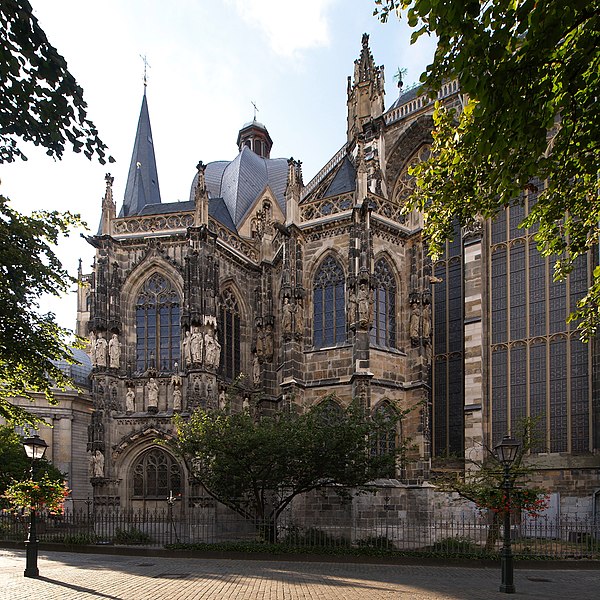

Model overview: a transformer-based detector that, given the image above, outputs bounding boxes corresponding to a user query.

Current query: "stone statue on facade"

[108,333,121,369]
[89,449,104,478]
[204,330,218,368]
[348,287,357,325]
[182,330,192,367]
[95,333,108,368]
[190,327,203,364]
[357,282,372,326]
[410,303,421,344]
[422,302,432,341]
[171,371,183,412]
[146,377,159,413]
[295,299,304,337]
[125,387,135,414]
[253,354,261,385]
[89,331,97,364]
[282,297,293,335]
[265,324,273,359]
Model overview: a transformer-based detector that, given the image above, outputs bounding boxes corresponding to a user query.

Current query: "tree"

[0,1,111,424]
[375,0,600,339]
[1,0,110,163]
[173,399,406,541]
[0,198,82,424]
[434,420,548,550]
[0,424,65,510]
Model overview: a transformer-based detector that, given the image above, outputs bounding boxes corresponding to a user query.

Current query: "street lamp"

[22,434,48,578]
[494,435,520,594]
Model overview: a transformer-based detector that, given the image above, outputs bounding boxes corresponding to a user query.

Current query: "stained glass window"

[219,289,241,381]
[135,273,180,372]
[370,258,397,348]
[132,448,182,498]
[371,403,399,476]
[313,256,345,348]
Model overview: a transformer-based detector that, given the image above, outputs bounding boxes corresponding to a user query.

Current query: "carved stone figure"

[108,333,121,369]
[294,299,304,336]
[242,396,250,412]
[348,288,357,324]
[253,354,261,385]
[214,336,221,369]
[357,282,372,326]
[422,302,432,340]
[89,331,97,364]
[171,373,183,412]
[219,388,226,410]
[190,327,203,364]
[256,327,265,357]
[282,297,293,334]
[182,330,192,367]
[265,325,273,358]
[95,333,108,367]
[147,377,159,412]
[125,387,135,414]
[89,450,104,478]
[204,330,218,367]
[410,303,421,342]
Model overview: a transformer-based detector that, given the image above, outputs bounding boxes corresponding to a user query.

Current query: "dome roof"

[51,347,92,389]
[190,146,288,230]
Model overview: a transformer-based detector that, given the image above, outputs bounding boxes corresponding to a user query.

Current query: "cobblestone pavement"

[0,549,598,600]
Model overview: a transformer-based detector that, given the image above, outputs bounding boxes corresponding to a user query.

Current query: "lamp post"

[22,434,48,578]
[494,435,520,594]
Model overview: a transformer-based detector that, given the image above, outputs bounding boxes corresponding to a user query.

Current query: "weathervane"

[394,67,407,89]
[140,54,151,88]
[251,100,259,121]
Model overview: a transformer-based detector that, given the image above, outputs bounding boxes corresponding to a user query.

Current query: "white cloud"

[229,0,336,57]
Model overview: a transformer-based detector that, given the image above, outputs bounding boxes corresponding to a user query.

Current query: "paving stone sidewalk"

[0,549,598,600]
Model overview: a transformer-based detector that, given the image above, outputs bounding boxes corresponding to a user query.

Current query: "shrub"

[113,527,153,545]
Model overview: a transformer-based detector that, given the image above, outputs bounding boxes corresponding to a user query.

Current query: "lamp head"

[23,434,48,461]
[494,435,520,467]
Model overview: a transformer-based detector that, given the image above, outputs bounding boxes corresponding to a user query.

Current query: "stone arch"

[385,114,434,195]
[218,279,249,381]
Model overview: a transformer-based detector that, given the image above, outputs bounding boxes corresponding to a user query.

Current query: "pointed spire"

[347,34,385,143]
[100,172,116,235]
[119,93,162,217]
[194,161,209,226]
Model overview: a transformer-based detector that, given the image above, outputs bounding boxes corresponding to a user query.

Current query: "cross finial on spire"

[251,100,259,121]
[140,54,150,90]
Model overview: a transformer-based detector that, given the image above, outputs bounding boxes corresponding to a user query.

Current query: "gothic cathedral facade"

[78,36,599,515]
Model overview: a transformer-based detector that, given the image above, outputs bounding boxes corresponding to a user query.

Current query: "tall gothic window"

[370,258,397,348]
[313,255,345,348]
[219,289,241,380]
[132,448,182,499]
[371,403,399,477]
[135,273,180,372]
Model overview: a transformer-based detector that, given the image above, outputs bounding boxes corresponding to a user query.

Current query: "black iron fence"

[1,508,599,559]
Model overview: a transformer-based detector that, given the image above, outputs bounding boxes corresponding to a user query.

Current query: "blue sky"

[1,0,436,331]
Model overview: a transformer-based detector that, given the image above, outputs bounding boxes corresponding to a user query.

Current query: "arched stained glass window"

[136,273,180,372]
[371,403,399,476]
[219,289,241,380]
[370,259,397,348]
[313,256,345,348]
[132,448,182,498]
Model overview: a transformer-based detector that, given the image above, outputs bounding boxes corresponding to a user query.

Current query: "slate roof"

[119,93,162,217]
[323,156,356,198]
[387,85,422,111]
[189,146,288,229]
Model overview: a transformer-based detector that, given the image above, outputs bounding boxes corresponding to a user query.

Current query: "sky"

[1,0,436,332]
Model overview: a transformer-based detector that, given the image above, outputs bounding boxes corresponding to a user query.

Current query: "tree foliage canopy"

[173,400,406,534]
[0,0,110,163]
[0,1,110,424]
[0,197,82,424]
[0,424,64,509]
[375,0,599,339]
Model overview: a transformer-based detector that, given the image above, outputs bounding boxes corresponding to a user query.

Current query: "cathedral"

[77,35,599,516]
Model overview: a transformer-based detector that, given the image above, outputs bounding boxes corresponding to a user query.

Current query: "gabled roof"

[323,156,356,198]
[119,93,162,217]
